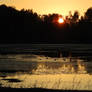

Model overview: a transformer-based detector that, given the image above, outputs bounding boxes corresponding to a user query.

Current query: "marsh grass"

[0,54,91,90]
[0,74,92,90]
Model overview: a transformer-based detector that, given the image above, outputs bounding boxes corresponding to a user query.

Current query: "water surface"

[0,44,92,90]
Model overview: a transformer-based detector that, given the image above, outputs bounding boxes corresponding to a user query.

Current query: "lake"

[0,44,92,90]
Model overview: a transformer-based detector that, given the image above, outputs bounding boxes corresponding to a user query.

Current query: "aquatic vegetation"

[0,74,92,90]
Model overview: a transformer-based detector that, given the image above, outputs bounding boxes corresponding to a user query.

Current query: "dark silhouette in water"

[0,4,92,44]
[0,88,92,92]
[2,79,22,83]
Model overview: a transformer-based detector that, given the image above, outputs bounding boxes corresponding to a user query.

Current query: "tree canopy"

[0,4,92,44]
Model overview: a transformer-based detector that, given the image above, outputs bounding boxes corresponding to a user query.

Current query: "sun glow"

[58,18,64,23]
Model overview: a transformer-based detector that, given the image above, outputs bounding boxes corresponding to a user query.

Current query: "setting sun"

[58,18,64,23]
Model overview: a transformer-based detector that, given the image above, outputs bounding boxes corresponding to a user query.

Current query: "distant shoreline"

[0,43,92,47]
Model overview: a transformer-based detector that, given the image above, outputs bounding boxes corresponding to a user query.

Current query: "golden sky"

[0,0,92,16]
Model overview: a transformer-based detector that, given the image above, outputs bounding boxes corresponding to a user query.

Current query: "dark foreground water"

[0,44,92,90]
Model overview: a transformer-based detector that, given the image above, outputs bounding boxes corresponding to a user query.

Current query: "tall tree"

[72,11,79,23]
[85,7,92,22]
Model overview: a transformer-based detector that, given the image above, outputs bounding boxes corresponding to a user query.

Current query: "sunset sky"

[0,0,92,16]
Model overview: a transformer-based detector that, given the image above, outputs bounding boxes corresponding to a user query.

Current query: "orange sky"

[0,0,92,16]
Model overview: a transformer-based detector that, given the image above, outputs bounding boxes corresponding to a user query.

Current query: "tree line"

[0,4,92,44]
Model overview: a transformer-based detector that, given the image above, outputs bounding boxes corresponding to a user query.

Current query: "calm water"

[0,44,92,90]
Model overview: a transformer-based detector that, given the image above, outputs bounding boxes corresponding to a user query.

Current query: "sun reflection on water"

[32,58,87,74]
[0,54,90,90]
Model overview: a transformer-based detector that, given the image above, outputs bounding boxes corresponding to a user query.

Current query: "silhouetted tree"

[0,4,92,44]
[72,11,79,23]
[85,7,92,22]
